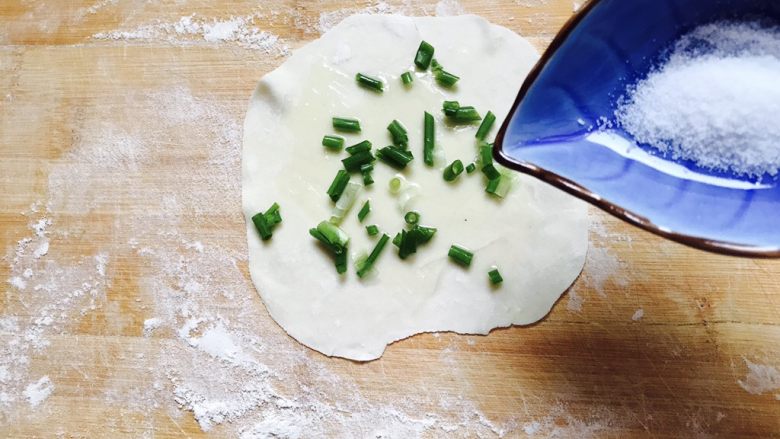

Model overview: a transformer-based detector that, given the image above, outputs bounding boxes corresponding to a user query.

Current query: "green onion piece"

[423,112,435,167]
[398,229,417,259]
[448,244,474,267]
[475,111,496,140]
[342,150,375,172]
[415,225,437,243]
[252,212,272,240]
[357,234,390,278]
[414,40,435,70]
[355,73,384,93]
[442,100,460,116]
[404,211,420,225]
[377,146,414,169]
[330,182,361,224]
[387,120,409,149]
[392,231,402,247]
[466,162,477,174]
[310,220,349,254]
[357,200,371,223]
[366,225,380,236]
[322,135,345,150]
[346,140,372,155]
[435,70,460,88]
[360,163,374,186]
[389,176,404,194]
[486,175,513,198]
[401,72,413,86]
[263,202,282,226]
[431,58,443,73]
[333,117,361,133]
[479,144,501,180]
[443,159,464,182]
[451,106,482,123]
[326,170,350,202]
[335,247,348,274]
[488,267,503,285]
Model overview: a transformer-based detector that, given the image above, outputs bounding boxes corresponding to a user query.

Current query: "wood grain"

[1,1,779,437]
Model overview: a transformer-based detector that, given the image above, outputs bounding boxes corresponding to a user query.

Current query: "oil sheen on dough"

[242,15,588,361]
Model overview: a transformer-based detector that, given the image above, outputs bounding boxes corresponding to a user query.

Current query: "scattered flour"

[23,376,54,407]
[92,14,289,54]
[737,358,780,397]
[631,308,644,321]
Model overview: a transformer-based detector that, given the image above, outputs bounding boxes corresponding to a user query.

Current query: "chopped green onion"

[466,162,477,174]
[435,70,460,88]
[488,267,503,285]
[335,248,348,274]
[398,229,416,259]
[326,170,350,202]
[357,234,390,278]
[322,135,344,150]
[333,117,361,133]
[252,208,275,240]
[475,111,496,141]
[423,112,435,167]
[263,202,282,226]
[451,107,482,123]
[486,174,513,198]
[414,40,435,70]
[389,175,404,194]
[401,72,413,85]
[357,200,371,223]
[361,163,374,186]
[448,245,473,267]
[415,225,437,243]
[404,211,420,225]
[392,231,402,247]
[330,182,361,224]
[442,101,460,116]
[443,159,464,182]
[310,221,349,254]
[342,150,375,172]
[431,58,443,73]
[366,225,379,236]
[387,120,409,149]
[355,73,384,93]
[479,144,501,180]
[377,146,414,169]
[346,140,372,155]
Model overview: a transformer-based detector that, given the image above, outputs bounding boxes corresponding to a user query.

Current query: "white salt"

[615,22,780,177]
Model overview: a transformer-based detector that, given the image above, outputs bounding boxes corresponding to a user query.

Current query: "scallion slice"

[415,225,437,243]
[414,41,435,70]
[443,159,464,182]
[357,233,390,278]
[488,267,503,285]
[435,70,460,88]
[392,231,402,247]
[486,174,513,198]
[326,170,350,202]
[466,162,477,174]
[387,120,409,149]
[448,244,473,267]
[475,111,496,141]
[330,182,361,224]
[479,144,501,180]
[252,211,273,240]
[431,58,443,73]
[355,73,384,93]
[404,211,420,225]
[452,106,482,123]
[423,111,435,167]
[401,72,413,85]
[357,200,371,223]
[366,225,379,236]
[377,146,414,169]
[310,220,349,254]
[389,175,404,194]
[342,150,375,172]
[398,229,417,259]
[361,163,374,186]
[442,100,460,116]
[346,140,372,155]
[322,135,345,150]
[333,117,361,133]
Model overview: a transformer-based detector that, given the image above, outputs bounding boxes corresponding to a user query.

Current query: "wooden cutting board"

[1,1,779,437]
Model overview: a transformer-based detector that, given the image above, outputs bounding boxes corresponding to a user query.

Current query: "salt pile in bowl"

[615,21,780,178]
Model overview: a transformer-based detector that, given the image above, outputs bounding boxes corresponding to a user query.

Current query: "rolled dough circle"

[242,14,588,361]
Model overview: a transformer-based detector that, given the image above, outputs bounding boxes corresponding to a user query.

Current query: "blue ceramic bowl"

[494,0,780,257]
